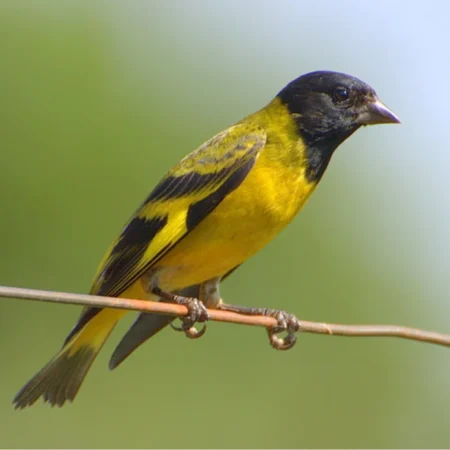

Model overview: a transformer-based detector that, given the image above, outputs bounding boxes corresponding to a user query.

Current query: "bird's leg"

[198,276,223,309]
[150,283,209,340]
[218,303,301,350]
[167,276,223,338]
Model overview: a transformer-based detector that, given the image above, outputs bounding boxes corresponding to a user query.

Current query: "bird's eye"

[333,86,349,102]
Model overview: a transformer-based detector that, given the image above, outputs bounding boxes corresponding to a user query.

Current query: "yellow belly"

[152,154,316,292]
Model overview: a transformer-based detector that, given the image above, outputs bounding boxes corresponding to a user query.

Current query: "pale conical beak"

[357,97,401,125]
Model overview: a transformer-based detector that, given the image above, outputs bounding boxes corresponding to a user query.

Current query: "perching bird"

[13,70,399,408]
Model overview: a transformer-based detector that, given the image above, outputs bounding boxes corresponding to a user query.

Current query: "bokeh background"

[1,0,450,448]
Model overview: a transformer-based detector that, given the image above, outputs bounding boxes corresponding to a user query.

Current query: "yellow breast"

[156,102,317,291]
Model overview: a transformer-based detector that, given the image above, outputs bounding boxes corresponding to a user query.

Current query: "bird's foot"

[169,295,209,339]
[151,285,209,339]
[264,309,300,350]
[218,303,300,350]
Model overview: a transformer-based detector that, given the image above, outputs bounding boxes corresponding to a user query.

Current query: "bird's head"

[277,70,400,181]
[278,70,400,145]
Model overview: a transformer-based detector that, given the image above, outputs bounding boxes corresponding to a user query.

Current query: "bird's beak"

[357,97,401,125]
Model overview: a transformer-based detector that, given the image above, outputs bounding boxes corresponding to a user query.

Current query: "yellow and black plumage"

[13,71,399,408]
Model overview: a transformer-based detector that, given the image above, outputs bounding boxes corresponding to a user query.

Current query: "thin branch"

[0,285,449,348]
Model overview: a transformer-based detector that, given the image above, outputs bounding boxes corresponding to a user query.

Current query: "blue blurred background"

[1,0,450,447]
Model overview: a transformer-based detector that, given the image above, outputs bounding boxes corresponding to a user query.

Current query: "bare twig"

[0,285,448,348]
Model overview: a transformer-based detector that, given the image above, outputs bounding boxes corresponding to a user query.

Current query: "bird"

[13,70,400,408]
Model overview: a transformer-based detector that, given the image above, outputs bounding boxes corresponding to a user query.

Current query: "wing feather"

[90,123,266,298]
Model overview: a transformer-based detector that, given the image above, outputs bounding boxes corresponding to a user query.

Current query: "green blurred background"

[1,0,450,448]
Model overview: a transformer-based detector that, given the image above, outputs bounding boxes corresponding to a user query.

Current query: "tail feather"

[109,313,174,370]
[13,309,122,409]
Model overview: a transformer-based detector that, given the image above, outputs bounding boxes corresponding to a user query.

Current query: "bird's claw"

[267,310,300,350]
[170,297,209,339]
